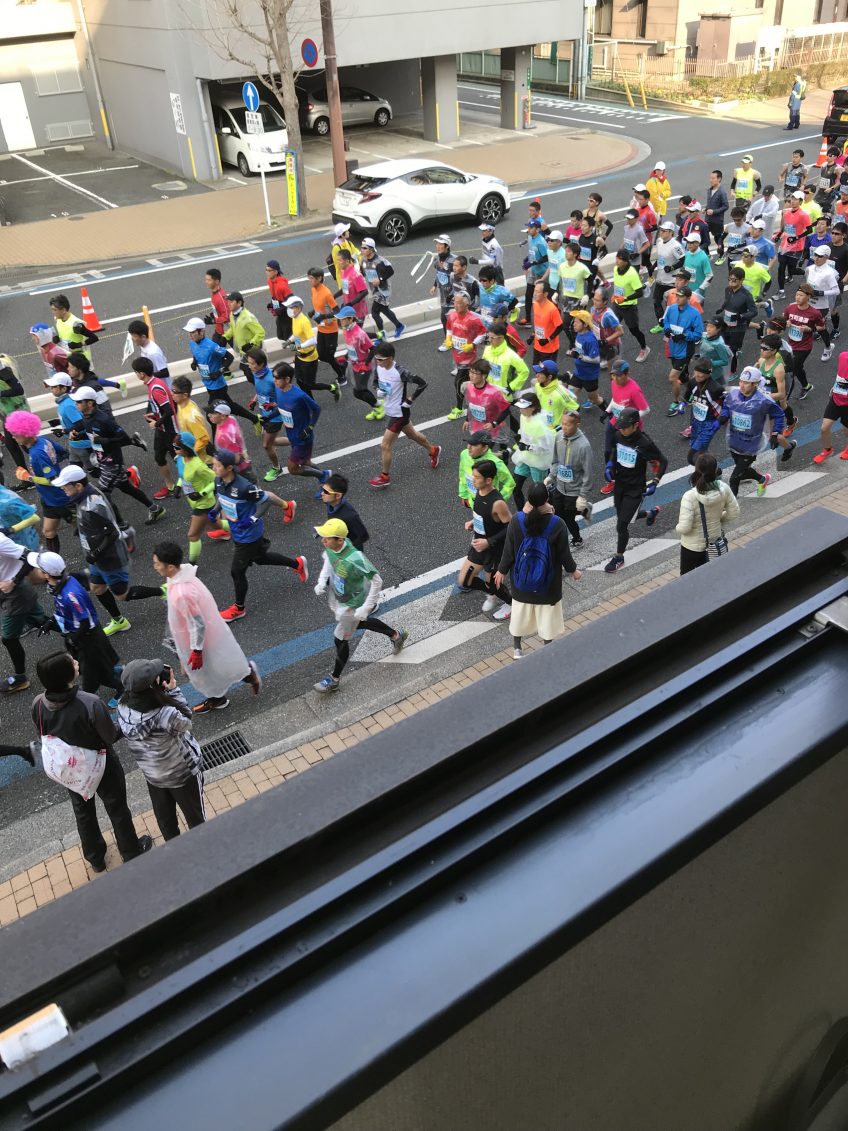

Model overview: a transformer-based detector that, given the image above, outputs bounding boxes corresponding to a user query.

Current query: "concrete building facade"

[66,0,583,181]
[0,0,94,155]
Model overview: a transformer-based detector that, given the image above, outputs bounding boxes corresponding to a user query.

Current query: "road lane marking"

[718,134,820,157]
[378,620,498,663]
[11,153,118,209]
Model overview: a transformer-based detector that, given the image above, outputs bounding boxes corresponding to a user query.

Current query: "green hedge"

[595,59,847,105]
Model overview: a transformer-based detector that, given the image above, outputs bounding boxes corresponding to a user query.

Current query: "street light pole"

[320,0,347,187]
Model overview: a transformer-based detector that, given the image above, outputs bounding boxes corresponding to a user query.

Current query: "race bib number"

[788,323,804,341]
[378,380,392,395]
[623,238,635,252]
[832,379,848,395]
[436,270,449,286]
[198,363,210,378]
[613,284,625,298]
[333,574,346,597]
[470,403,487,422]
[724,311,738,326]
[669,323,683,335]
[579,245,592,260]
[544,410,555,426]
[366,269,379,283]
[347,346,357,360]
[280,409,294,428]
[218,495,239,521]
[534,325,545,339]
[341,279,350,294]
[728,233,745,246]
[563,277,577,293]
[731,411,752,431]
[453,336,467,349]
[465,473,476,492]
[489,362,502,380]
[556,464,574,482]
[616,443,637,468]
[472,512,486,536]
[785,224,796,239]
[693,402,708,421]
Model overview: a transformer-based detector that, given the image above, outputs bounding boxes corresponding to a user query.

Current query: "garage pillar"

[499,46,533,130]
[421,55,459,143]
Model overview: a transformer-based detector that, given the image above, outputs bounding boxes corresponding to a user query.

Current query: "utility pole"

[320,0,347,186]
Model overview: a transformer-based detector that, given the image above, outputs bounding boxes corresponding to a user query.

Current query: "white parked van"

[210,97,289,176]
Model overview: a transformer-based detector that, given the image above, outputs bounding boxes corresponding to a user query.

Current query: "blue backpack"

[512,513,557,594]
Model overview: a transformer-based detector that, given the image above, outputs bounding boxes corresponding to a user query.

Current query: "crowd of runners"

[0,140,847,859]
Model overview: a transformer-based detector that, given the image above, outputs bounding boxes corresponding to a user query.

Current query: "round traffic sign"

[301,38,319,68]
[242,81,260,111]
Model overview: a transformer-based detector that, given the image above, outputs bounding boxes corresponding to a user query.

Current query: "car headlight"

[250,141,278,153]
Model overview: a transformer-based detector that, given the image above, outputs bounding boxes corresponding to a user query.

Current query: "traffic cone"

[79,287,102,331]
[142,304,155,341]
[816,137,829,167]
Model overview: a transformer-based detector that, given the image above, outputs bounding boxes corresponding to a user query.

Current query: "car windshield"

[341,174,389,192]
[833,89,848,110]
[229,103,285,132]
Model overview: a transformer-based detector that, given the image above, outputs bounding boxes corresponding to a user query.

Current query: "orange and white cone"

[816,137,829,167]
[79,287,102,331]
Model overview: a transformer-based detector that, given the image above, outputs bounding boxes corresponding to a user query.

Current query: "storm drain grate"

[201,730,251,770]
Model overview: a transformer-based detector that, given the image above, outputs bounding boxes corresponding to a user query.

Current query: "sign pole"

[259,167,271,226]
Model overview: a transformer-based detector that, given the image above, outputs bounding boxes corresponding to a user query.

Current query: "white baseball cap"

[813,245,832,256]
[654,160,666,170]
[52,464,88,487]
[183,317,206,333]
[283,295,304,308]
[44,374,72,388]
[478,222,495,231]
[685,232,702,242]
[547,230,564,241]
[333,222,351,237]
[633,183,648,192]
[687,201,702,211]
[738,365,763,384]
[792,190,805,199]
[659,220,676,231]
[742,244,759,255]
[361,237,377,249]
[434,234,452,245]
[26,550,66,576]
[69,385,98,402]
[752,219,766,229]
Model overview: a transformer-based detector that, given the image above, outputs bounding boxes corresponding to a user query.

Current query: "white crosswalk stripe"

[458,84,687,123]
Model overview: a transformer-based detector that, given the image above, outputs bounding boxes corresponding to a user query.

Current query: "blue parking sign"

[242,82,260,112]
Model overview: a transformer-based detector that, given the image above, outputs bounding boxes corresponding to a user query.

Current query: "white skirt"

[509,599,564,641]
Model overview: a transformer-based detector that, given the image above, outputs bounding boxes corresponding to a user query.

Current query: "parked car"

[332,159,510,245]
[823,85,848,150]
[296,84,392,136]
[210,97,289,177]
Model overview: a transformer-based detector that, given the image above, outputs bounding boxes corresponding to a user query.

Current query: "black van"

[823,86,848,147]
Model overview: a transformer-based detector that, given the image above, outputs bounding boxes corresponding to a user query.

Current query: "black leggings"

[454,365,470,411]
[317,332,347,382]
[332,617,395,678]
[680,545,708,574]
[2,635,25,675]
[729,452,764,496]
[553,493,581,541]
[371,299,402,332]
[231,540,297,607]
[619,305,646,349]
[351,368,377,407]
[295,357,335,394]
[724,328,747,374]
[614,487,644,555]
[653,282,674,323]
[778,253,801,290]
[147,773,205,841]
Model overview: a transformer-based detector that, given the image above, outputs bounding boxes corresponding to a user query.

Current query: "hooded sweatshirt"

[550,428,593,498]
[116,688,201,789]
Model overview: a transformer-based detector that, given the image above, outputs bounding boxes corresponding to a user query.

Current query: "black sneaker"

[780,439,798,463]
[1,675,29,694]
[192,696,230,714]
[800,383,814,400]
[137,834,154,855]
[145,504,166,526]
[88,857,107,874]
[132,431,148,451]
[570,536,584,547]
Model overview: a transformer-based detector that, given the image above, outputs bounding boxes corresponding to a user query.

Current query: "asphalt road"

[1,87,826,395]
[0,94,839,830]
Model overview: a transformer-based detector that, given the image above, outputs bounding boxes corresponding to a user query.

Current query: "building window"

[636,0,648,38]
[595,0,613,36]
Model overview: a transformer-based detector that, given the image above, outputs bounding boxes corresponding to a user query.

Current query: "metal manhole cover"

[201,729,251,769]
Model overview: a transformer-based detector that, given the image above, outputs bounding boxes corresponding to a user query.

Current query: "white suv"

[332,159,510,245]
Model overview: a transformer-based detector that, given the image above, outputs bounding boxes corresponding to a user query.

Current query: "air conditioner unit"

[655,40,668,54]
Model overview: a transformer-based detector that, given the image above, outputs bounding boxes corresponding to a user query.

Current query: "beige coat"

[675,481,740,551]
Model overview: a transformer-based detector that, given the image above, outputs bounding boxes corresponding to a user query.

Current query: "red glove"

[187,649,203,670]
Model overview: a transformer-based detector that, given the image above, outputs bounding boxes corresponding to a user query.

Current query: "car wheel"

[237,153,252,177]
[374,109,390,128]
[377,211,410,245]
[477,194,505,225]
[314,117,330,136]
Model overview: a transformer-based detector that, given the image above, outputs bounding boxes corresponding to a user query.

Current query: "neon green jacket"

[458,449,515,505]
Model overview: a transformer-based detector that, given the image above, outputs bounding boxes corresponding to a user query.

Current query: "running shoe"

[840,445,848,460]
[245,660,262,696]
[777,289,786,299]
[192,696,230,714]
[784,417,797,436]
[450,367,458,377]
[646,506,661,526]
[391,629,409,654]
[365,404,385,421]
[207,527,231,540]
[394,322,406,339]
[649,324,664,334]
[714,256,726,266]
[763,300,774,320]
[429,444,442,469]
[447,407,464,420]
[603,554,625,573]
[330,383,341,403]
[264,467,283,482]
[314,467,333,499]
[337,373,349,387]
[666,401,682,417]
[438,339,451,352]
[146,504,167,526]
[314,675,340,693]
[600,481,615,495]
[756,472,772,496]
[127,466,141,489]
[153,485,173,500]
[822,346,834,362]
[636,347,651,363]
[481,595,502,613]
[780,439,798,463]
[220,604,246,621]
[0,675,29,694]
[103,616,131,637]
[131,432,148,451]
[580,400,594,410]
[295,555,309,583]
[571,536,584,547]
[679,426,692,439]
[369,472,391,488]
[800,383,814,400]
[117,376,128,398]
[493,605,511,620]
[283,500,297,524]
[512,648,524,660]
[813,447,834,464]
[833,329,841,341]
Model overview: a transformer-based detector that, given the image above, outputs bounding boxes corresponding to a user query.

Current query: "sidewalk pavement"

[1,482,846,929]
[0,123,638,269]
[717,86,831,130]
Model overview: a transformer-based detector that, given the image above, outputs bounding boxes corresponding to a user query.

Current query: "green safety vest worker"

[732,164,761,202]
[53,309,95,361]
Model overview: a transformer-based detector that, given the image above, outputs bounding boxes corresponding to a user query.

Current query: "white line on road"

[718,133,821,157]
[588,539,678,570]
[0,164,139,187]
[96,275,312,325]
[457,100,628,131]
[11,153,118,210]
[379,620,498,663]
[512,181,598,203]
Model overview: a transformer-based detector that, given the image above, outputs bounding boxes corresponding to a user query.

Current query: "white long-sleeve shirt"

[805,262,840,308]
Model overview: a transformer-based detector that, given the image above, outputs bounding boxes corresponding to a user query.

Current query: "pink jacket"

[465,382,511,437]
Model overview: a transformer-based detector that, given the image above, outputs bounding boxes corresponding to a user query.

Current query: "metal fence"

[457,51,572,90]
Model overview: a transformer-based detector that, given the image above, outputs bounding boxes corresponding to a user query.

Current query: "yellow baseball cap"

[570,308,593,325]
[314,518,348,538]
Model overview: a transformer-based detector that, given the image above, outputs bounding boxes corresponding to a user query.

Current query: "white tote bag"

[38,703,106,801]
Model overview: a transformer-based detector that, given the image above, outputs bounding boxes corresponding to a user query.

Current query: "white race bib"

[472,512,486,535]
[693,402,708,421]
[787,323,804,341]
[280,409,294,428]
[616,443,637,468]
[731,411,752,431]
[556,464,574,482]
